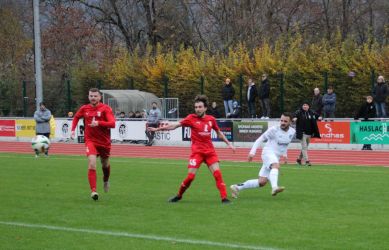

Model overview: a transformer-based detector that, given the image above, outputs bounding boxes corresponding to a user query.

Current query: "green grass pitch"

[1,153,389,250]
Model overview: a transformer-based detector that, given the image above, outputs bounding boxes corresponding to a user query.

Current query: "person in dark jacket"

[208,101,222,118]
[354,96,376,150]
[221,78,235,118]
[246,78,258,118]
[322,86,336,118]
[311,87,323,116]
[259,74,271,119]
[372,75,388,118]
[293,102,321,166]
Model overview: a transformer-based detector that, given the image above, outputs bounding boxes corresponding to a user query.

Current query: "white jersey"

[249,125,296,158]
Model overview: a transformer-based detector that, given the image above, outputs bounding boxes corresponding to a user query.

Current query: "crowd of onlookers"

[115,110,147,119]
[207,74,387,120]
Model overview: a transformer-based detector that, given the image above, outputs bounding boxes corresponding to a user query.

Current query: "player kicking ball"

[148,95,235,204]
[230,113,295,198]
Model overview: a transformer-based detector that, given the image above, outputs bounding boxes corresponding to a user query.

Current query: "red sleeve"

[180,115,192,127]
[98,106,116,128]
[211,116,220,132]
[71,106,84,132]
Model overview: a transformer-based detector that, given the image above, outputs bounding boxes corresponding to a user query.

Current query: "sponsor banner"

[351,121,389,144]
[0,120,15,136]
[15,119,36,137]
[182,120,233,141]
[153,120,182,142]
[112,120,147,141]
[233,121,268,142]
[310,121,350,144]
[111,120,181,141]
[55,119,73,139]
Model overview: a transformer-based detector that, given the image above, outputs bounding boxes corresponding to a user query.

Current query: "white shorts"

[259,152,279,178]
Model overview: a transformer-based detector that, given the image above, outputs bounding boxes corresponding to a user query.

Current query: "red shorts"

[85,141,111,158]
[187,151,219,169]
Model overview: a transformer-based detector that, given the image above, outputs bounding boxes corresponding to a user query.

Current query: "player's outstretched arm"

[148,122,181,132]
[216,130,235,152]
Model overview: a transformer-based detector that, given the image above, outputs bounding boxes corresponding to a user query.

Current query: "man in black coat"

[293,102,321,166]
[354,96,376,150]
[246,78,258,118]
[221,78,235,118]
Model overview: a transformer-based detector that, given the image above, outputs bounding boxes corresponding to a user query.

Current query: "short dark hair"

[281,112,293,120]
[39,102,46,106]
[194,95,209,107]
[89,88,101,94]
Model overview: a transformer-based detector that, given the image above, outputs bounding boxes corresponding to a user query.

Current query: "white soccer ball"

[32,135,51,153]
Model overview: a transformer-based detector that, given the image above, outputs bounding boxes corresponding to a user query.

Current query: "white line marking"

[0,221,278,250]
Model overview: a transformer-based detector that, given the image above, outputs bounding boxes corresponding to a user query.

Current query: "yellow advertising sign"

[15,119,36,137]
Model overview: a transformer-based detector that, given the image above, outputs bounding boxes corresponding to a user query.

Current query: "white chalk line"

[0,221,278,250]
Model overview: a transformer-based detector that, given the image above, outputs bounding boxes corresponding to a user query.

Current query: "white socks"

[269,168,279,189]
[237,179,259,190]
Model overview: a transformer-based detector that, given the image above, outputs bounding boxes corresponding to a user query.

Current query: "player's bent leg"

[209,163,230,203]
[268,164,285,196]
[171,168,197,202]
[101,157,111,193]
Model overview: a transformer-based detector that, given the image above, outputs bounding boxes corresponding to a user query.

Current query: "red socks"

[213,169,227,199]
[102,165,110,182]
[88,169,97,192]
[178,173,196,197]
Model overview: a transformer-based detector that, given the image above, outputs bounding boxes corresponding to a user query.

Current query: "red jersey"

[71,103,116,146]
[180,114,220,153]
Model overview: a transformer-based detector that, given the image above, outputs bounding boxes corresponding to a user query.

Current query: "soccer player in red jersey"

[148,95,235,204]
[71,88,116,201]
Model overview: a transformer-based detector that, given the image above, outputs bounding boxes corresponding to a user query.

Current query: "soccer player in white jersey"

[230,112,295,198]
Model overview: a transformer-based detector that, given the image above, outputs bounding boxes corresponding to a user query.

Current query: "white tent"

[100,90,160,115]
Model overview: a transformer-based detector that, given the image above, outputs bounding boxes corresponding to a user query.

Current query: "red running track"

[0,141,387,167]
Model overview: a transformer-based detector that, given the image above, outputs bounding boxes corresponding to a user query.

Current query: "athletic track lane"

[0,141,387,167]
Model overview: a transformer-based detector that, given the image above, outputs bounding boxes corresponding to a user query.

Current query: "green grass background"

[0,153,388,250]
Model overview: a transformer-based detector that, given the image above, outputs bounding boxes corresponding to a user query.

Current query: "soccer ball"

[31,135,50,153]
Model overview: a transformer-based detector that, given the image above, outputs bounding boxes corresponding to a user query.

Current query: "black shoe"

[221,198,231,204]
[306,161,311,166]
[296,159,302,165]
[168,195,182,203]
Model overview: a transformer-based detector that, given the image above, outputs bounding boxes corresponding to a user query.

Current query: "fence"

[1,69,388,118]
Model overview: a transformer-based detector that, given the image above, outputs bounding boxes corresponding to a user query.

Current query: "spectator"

[311,87,323,116]
[128,111,135,118]
[135,111,142,119]
[221,78,235,117]
[145,102,162,146]
[322,85,336,118]
[141,110,147,118]
[246,78,258,118]
[33,102,52,157]
[119,111,126,119]
[208,101,222,118]
[293,102,321,166]
[114,108,121,117]
[259,74,271,119]
[227,101,241,118]
[355,96,376,150]
[372,75,388,118]
[67,111,74,118]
